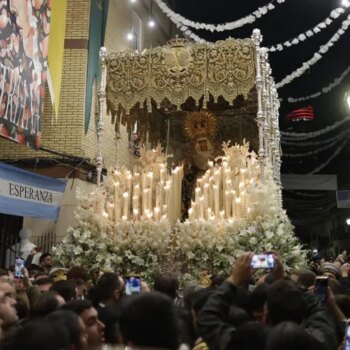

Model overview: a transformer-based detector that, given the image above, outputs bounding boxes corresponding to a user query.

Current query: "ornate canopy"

[97,30,282,196]
[106,36,257,116]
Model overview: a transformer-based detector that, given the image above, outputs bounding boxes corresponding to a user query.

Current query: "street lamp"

[127,32,134,41]
[346,218,350,225]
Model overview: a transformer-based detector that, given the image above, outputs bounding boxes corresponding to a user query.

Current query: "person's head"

[119,292,180,350]
[251,283,270,323]
[320,262,341,280]
[227,321,267,350]
[39,253,52,269]
[7,318,71,350]
[267,280,306,325]
[93,272,123,306]
[47,310,87,350]
[61,299,105,348]
[33,277,53,292]
[51,279,77,303]
[153,273,179,300]
[265,322,319,350]
[191,288,214,329]
[0,281,18,328]
[228,306,251,328]
[290,269,316,289]
[67,266,89,282]
[31,291,65,318]
[183,284,204,311]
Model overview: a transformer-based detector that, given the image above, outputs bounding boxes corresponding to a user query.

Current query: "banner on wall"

[0,0,51,149]
[85,0,109,134]
[0,162,66,220]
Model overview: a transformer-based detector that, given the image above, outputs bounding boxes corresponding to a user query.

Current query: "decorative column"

[96,47,108,187]
[252,29,265,179]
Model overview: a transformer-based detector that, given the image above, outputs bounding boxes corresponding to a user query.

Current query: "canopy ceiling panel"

[106,37,256,117]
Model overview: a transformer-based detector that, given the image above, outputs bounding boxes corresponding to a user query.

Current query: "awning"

[0,162,66,220]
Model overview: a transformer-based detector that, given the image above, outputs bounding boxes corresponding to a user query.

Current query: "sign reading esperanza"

[0,162,66,220]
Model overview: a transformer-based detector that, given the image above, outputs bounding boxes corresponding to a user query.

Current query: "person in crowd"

[67,266,89,300]
[118,292,180,350]
[5,318,71,350]
[47,310,88,350]
[290,268,316,289]
[61,299,105,350]
[265,322,319,350]
[154,273,180,304]
[321,262,341,280]
[250,283,270,323]
[91,272,124,309]
[336,250,348,265]
[0,281,18,342]
[39,253,53,273]
[30,290,65,318]
[51,279,77,303]
[191,288,214,350]
[197,253,338,350]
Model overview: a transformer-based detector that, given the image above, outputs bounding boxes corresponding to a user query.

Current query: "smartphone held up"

[314,276,328,304]
[125,276,142,296]
[15,257,25,278]
[251,254,275,269]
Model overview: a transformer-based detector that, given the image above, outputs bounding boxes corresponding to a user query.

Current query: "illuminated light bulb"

[342,0,350,7]
[148,19,155,28]
[130,0,137,3]
[127,32,133,41]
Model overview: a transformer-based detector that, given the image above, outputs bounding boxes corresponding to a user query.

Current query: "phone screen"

[125,276,141,296]
[314,277,328,304]
[15,257,25,278]
[251,254,275,269]
[346,324,350,350]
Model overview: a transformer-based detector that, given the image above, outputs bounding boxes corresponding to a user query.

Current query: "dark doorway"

[0,213,23,269]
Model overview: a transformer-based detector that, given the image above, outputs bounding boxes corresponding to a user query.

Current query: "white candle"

[195,188,201,203]
[132,195,139,212]
[123,192,129,219]
[133,208,139,220]
[199,196,204,219]
[188,208,194,221]
[114,182,121,222]
[225,190,231,218]
[142,189,148,216]
[213,184,219,217]
[154,207,160,221]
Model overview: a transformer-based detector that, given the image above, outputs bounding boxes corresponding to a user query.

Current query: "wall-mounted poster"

[0,0,51,149]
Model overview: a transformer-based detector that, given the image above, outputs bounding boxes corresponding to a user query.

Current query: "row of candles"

[105,164,183,224]
[188,156,260,221]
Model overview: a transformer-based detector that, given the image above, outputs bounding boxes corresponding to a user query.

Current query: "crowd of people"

[1,249,350,350]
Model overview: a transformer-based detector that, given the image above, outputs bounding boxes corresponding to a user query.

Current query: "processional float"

[54,30,306,281]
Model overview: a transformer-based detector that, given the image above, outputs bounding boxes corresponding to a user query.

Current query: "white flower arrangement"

[54,143,308,284]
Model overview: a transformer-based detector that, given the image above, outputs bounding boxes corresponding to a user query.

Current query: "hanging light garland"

[268,7,346,52]
[307,139,348,174]
[282,129,350,146]
[285,65,350,103]
[276,14,350,89]
[281,117,350,139]
[283,136,345,157]
[154,0,286,33]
